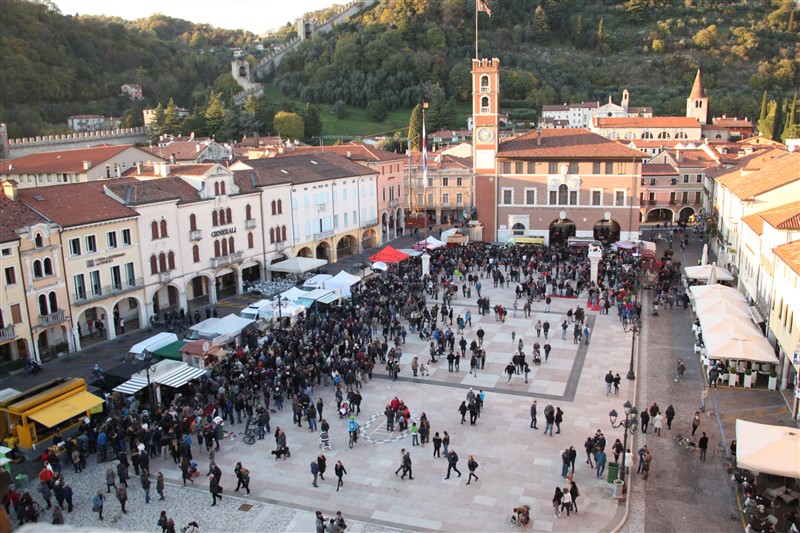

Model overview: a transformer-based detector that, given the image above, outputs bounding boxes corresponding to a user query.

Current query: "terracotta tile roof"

[703,148,785,179]
[629,106,654,114]
[713,117,753,128]
[756,201,800,230]
[283,143,406,163]
[741,213,764,235]
[232,152,377,186]
[1,145,154,174]
[642,164,678,176]
[18,182,138,228]
[0,195,47,243]
[498,128,647,159]
[409,152,472,169]
[716,151,799,199]
[122,164,216,178]
[773,240,800,277]
[104,177,203,206]
[593,117,701,129]
[142,142,236,162]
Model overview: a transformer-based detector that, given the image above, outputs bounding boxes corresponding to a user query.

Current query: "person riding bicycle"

[348,416,359,444]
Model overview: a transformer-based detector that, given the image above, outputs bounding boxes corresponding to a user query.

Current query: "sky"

[53,0,340,35]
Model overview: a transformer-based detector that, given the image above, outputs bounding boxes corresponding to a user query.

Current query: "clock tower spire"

[472,57,500,241]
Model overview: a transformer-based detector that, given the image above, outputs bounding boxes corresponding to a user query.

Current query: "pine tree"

[408,104,423,152]
[152,103,165,137]
[773,98,785,141]
[596,17,607,53]
[759,90,769,123]
[533,6,551,43]
[303,103,322,140]
[574,14,585,49]
[758,100,777,139]
[204,92,226,139]
[162,98,181,136]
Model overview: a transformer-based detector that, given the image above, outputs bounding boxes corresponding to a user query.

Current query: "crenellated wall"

[4,127,148,158]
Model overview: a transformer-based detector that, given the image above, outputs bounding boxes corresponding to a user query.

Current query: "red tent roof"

[369,246,409,263]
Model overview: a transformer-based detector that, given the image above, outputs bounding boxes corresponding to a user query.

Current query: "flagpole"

[475,0,479,59]
[422,102,429,239]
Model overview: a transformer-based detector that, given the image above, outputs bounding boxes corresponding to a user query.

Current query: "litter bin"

[607,462,620,483]
[612,479,624,498]
[14,473,28,489]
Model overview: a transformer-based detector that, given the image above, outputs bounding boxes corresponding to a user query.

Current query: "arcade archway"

[297,247,313,258]
[678,206,696,222]
[316,241,330,261]
[362,229,377,250]
[336,235,358,258]
[549,219,576,246]
[593,219,621,245]
[646,208,674,223]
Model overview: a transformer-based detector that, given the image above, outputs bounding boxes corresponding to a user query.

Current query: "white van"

[240,299,273,321]
[128,332,179,360]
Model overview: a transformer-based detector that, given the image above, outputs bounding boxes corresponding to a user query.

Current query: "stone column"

[421,254,431,276]
[588,245,603,285]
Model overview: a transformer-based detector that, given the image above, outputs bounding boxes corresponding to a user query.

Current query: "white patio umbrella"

[704,333,777,364]
[689,284,745,302]
[736,420,800,478]
[684,262,734,282]
[703,316,760,338]
[695,298,751,316]
[700,244,709,266]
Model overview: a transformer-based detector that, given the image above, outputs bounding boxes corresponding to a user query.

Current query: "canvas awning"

[155,365,207,389]
[689,284,745,302]
[369,246,409,263]
[736,420,800,478]
[268,257,327,273]
[685,263,734,281]
[279,286,311,302]
[28,391,104,427]
[704,333,778,364]
[151,340,187,361]
[112,376,149,395]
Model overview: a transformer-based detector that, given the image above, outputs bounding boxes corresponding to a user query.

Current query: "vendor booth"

[112,360,206,403]
[179,340,229,369]
[414,235,446,251]
[279,286,312,303]
[0,378,104,453]
[267,257,327,275]
[685,262,735,283]
[369,246,409,263]
[325,271,361,298]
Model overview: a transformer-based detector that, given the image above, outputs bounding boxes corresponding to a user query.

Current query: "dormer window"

[34,234,44,248]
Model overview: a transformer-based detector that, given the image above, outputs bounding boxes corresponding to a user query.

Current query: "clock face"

[477,127,495,143]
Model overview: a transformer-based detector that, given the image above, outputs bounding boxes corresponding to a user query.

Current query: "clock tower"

[472,57,500,241]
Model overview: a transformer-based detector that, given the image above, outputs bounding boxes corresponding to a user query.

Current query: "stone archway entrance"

[316,241,331,261]
[153,285,181,315]
[678,206,696,222]
[336,235,357,258]
[113,296,142,335]
[646,208,674,223]
[549,218,576,246]
[593,219,621,245]
[362,229,377,250]
[297,247,313,258]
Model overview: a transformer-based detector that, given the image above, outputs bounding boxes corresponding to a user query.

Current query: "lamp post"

[273,295,288,327]
[627,274,641,381]
[136,350,158,409]
[609,401,638,484]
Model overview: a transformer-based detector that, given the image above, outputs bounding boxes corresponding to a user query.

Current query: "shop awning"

[112,376,149,395]
[151,340,187,361]
[155,365,207,389]
[28,391,104,427]
[319,292,341,304]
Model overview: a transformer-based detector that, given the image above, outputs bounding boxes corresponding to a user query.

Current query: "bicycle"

[348,430,359,449]
[675,434,696,451]
[241,418,257,446]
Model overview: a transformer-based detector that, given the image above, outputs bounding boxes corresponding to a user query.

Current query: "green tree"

[759,90,769,123]
[773,98,785,141]
[573,14,585,49]
[333,100,347,119]
[758,99,777,139]
[692,25,718,49]
[367,99,388,122]
[408,103,423,152]
[273,111,304,141]
[151,103,165,136]
[625,0,646,23]
[303,103,322,139]
[596,18,608,54]
[162,98,182,135]
[533,6,550,43]
[204,92,226,138]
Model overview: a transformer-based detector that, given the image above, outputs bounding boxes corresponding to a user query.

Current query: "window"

[442,177,449,187]
[480,96,490,112]
[501,188,513,205]
[192,245,200,263]
[151,221,159,240]
[110,265,122,291]
[212,211,218,226]
[33,260,43,278]
[480,74,490,92]
[558,184,569,205]
[189,214,197,232]
[69,238,81,256]
[34,234,43,248]
[527,162,535,174]
[214,240,221,257]
[246,204,252,220]
[85,235,97,253]
[524,189,536,205]
[591,190,602,206]
[214,182,220,196]
[5,266,16,285]
[568,162,579,174]
[269,228,275,243]
[150,255,158,275]
[43,258,53,276]
[221,238,228,256]
[696,175,702,183]
[226,208,232,223]
[548,162,558,174]
[278,199,283,214]
[605,162,613,174]
[48,292,58,314]
[442,193,449,205]
[641,131,653,139]
[569,190,578,205]
[107,231,118,249]
[248,233,254,248]
[2,248,11,257]
[271,200,277,215]
[501,162,511,174]
[615,190,626,206]
[121,229,131,246]
[281,226,287,241]
[168,251,175,270]
[427,178,434,187]
[457,177,463,186]
[125,262,135,286]
[220,182,226,195]
[515,162,524,174]
[657,131,671,139]
[228,237,234,253]
[683,174,689,183]
[11,303,23,324]
[89,270,101,296]
[593,162,601,174]
[158,253,167,272]
[456,193,463,205]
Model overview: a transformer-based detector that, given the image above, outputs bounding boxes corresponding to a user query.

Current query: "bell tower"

[686,69,709,125]
[472,58,500,241]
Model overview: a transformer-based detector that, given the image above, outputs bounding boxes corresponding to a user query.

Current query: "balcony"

[190,230,202,241]
[0,325,16,342]
[313,230,335,240]
[211,251,243,269]
[387,198,401,208]
[39,310,66,328]
[648,199,657,205]
[275,242,285,251]
[75,277,144,304]
[245,218,256,230]
[361,218,378,228]
[669,199,677,205]
[158,271,173,283]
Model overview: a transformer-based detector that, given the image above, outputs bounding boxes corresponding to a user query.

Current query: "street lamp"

[609,401,638,484]
[272,295,289,327]
[134,350,158,408]
[626,274,641,381]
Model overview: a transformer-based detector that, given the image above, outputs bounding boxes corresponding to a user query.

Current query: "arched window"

[245,204,252,220]
[675,131,688,139]
[214,240,220,258]
[277,199,283,214]
[43,258,53,276]
[214,182,220,196]
[480,75,490,91]
[480,96,490,112]
[269,228,275,243]
[34,234,44,248]
[212,211,218,226]
[192,245,200,263]
[220,182,226,195]
[226,208,232,223]
[160,219,168,238]
[33,260,43,278]
[221,238,228,256]
[168,251,175,270]
[218,209,225,225]
[189,213,197,231]
[657,131,671,139]
[271,200,277,215]
[48,292,57,313]
[558,184,569,205]
[281,226,287,241]
[641,131,653,139]
[151,221,159,240]
[150,255,158,275]
[228,236,234,253]
[38,294,48,316]
[248,232,254,248]
[159,253,167,272]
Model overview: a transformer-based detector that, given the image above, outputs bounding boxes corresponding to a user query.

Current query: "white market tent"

[259,300,305,321]
[303,273,333,290]
[703,316,761,338]
[736,420,800,478]
[325,271,361,298]
[279,286,311,303]
[685,263,735,282]
[268,257,327,274]
[415,235,446,249]
[297,288,341,307]
[113,360,206,395]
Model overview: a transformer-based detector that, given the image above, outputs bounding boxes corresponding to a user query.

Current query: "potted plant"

[768,367,778,390]
[728,366,738,387]
[743,368,753,388]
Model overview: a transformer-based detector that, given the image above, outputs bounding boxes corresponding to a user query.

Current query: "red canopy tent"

[369,246,410,263]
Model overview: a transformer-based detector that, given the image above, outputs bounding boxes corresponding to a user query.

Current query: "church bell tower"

[472,58,500,241]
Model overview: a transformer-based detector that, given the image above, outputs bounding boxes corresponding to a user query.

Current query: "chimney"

[170,153,176,164]
[160,163,170,177]
[346,151,352,159]
[115,164,121,178]
[136,162,142,175]
[254,132,260,147]
[195,144,201,153]
[536,127,542,146]
[83,160,92,170]
[2,180,18,201]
